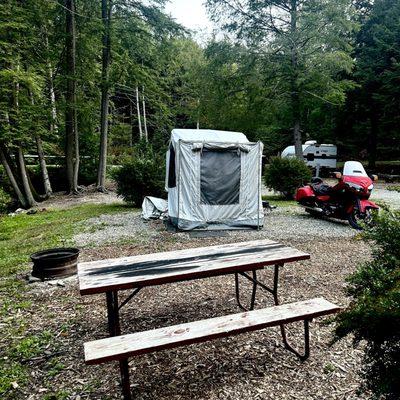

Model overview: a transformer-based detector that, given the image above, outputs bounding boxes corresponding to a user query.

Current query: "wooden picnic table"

[78,239,312,399]
[78,239,309,294]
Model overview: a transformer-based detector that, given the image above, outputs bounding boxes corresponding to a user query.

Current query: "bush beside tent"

[264,157,312,199]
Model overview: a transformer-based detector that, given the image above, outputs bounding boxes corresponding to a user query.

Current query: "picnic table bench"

[78,239,340,399]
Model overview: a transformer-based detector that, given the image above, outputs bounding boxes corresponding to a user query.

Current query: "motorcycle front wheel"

[348,207,375,230]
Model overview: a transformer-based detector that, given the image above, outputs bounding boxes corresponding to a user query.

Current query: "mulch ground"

[18,219,370,400]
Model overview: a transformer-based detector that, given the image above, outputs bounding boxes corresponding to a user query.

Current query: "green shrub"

[264,156,312,199]
[335,210,400,399]
[113,143,165,206]
[0,187,12,214]
[387,185,400,193]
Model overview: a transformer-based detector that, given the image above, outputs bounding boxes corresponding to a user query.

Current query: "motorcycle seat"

[311,177,323,184]
[311,183,333,196]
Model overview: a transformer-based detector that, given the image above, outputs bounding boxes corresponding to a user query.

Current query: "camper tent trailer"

[282,140,337,169]
[166,129,264,230]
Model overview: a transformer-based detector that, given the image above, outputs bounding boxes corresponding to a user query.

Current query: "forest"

[0,0,400,209]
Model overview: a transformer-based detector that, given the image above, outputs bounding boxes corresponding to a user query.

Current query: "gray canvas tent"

[165,129,264,230]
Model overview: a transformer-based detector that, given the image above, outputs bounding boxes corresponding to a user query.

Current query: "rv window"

[168,145,176,188]
[200,149,241,205]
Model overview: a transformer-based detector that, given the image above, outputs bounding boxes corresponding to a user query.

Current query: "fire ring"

[31,248,80,280]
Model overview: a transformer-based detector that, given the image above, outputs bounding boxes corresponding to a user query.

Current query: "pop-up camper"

[282,140,337,169]
[165,129,264,230]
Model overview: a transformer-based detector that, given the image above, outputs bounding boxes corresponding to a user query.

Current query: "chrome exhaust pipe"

[305,207,323,213]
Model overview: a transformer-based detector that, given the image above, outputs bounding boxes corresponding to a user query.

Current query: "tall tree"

[135,86,143,140]
[0,145,28,208]
[338,0,400,166]
[29,90,53,197]
[142,86,148,142]
[207,0,356,158]
[97,0,113,192]
[65,0,79,193]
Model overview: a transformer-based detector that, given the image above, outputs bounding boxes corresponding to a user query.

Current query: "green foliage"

[0,187,12,214]
[8,331,53,360]
[0,359,27,397]
[46,358,66,378]
[205,0,357,148]
[113,142,165,206]
[264,157,312,199]
[338,0,400,164]
[0,331,53,397]
[335,210,400,399]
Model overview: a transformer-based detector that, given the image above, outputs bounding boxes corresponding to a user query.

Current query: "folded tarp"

[142,196,168,220]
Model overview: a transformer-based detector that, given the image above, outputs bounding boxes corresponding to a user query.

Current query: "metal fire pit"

[31,248,80,280]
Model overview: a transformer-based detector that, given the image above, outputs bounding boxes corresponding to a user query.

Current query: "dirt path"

[40,186,123,210]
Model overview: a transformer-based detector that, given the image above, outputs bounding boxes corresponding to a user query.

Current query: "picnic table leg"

[106,291,132,400]
[235,270,257,311]
[272,264,311,361]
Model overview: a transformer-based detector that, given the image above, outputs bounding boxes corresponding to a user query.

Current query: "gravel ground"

[74,206,357,249]
[371,185,400,208]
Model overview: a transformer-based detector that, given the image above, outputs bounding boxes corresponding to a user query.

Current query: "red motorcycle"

[296,161,379,229]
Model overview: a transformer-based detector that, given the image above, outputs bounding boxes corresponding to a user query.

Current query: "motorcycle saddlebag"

[296,185,315,201]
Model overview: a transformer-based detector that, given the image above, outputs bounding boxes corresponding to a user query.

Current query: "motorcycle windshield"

[343,161,368,177]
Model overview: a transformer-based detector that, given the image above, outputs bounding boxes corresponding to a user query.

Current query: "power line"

[304,90,341,106]
[53,0,101,20]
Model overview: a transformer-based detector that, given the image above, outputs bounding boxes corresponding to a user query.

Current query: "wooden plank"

[78,240,310,295]
[84,298,339,365]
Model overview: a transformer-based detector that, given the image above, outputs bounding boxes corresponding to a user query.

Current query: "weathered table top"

[78,239,310,295]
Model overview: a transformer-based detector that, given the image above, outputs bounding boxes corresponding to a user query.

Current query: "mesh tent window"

[200,149,241,205]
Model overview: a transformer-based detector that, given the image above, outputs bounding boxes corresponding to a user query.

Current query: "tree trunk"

[16,146,37,208]
[136,86,143,140]
[73,102,80,190]
[6,63,35,208]
[65,0,79,193]
[0,145,28,208]
[35,135,53,197]
[368,108,378,168]
[97,0,112,192]
[29,90,53,197]
[48,66,58,134]
[44,27,58,134]
[290,0,303,159]
[129,101,134,147]
[142,86,148,142]
[197,98,200,129]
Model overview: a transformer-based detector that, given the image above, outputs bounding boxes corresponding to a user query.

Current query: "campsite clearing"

[0,191,380,399]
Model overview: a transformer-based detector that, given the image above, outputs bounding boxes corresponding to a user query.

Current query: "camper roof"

[170,129,249,146]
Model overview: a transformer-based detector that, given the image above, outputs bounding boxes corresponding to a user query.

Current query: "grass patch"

[0,331,54,397]
[46,358,66,378]
[0,203,130,281]
[0,360,27,397]
[42,390,71,400]
[0,202,135,398]
[262,194,297,207]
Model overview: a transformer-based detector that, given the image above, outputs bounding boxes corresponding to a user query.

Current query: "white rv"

[282,140,337,169]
